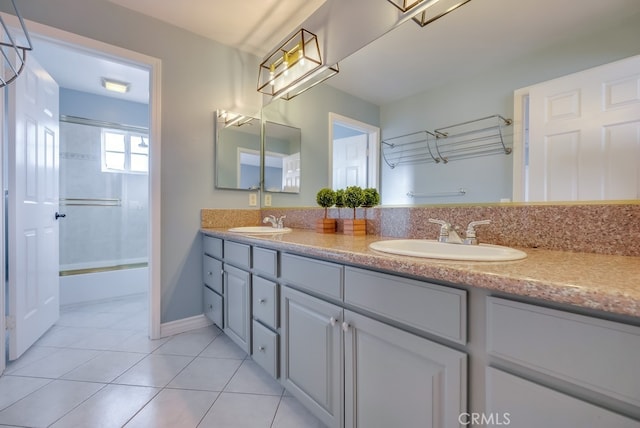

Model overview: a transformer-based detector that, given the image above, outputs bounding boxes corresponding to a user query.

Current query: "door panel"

[280,286,343,428]
[8,55,60,360]
[344,310,467,428]
[526,55,640,201]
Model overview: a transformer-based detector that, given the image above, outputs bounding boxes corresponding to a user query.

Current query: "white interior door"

[332,134,368,189]
[7,54,60,360]
[523,55,640,201]
[282,152,300,192]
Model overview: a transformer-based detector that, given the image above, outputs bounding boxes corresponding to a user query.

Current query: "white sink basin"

[228,226,292,234]
[369,239,527,261]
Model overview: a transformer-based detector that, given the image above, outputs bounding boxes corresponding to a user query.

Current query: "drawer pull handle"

[259,299,267,304]
[258,346,266,352]
[329,317,337,327]
[342,322,350,332]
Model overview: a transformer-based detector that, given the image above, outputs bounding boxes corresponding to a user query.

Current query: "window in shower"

[102,130,149,174]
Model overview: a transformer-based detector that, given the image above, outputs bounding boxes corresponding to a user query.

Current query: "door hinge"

[5,316,15,330]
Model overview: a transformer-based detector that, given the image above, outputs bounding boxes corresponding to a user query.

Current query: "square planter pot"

[316,218,337,234]
[343,219,366,236]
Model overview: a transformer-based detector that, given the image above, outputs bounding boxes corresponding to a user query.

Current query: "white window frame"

[101,128,149,174]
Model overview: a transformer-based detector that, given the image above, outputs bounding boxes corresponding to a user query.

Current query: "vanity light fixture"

[257,28,339,101]
[217,110,253,127]
[386,0,472,27]
[101,77,130,94]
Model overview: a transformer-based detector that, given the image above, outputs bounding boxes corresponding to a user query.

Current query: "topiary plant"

[334,189,345,208]
[362,188,380,207]
[343,186,364,219]
[316,188,336,218]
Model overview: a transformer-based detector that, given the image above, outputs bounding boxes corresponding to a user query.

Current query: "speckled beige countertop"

[201,227,640,319]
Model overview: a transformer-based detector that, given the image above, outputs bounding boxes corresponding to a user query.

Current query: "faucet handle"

[464,219,491,244]
[429,218,451,242]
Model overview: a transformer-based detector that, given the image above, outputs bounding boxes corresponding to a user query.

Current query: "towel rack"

[60,198,121,207]
[382,114,512,168]
[0,0,32,88]
[407,188,466,198]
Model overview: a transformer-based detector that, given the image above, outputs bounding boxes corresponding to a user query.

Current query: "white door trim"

[0,14,162,354]
[328,112,380,190]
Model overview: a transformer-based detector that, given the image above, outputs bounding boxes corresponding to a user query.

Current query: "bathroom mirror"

[214,111,262,190]
[260,0,640,207]
[263,121,302,193]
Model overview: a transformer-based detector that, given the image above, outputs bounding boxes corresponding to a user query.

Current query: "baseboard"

[160,314,212,338]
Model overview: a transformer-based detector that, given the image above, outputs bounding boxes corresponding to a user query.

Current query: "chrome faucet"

[463,219,491,245]
[429,218,491,245]
[263,215,286,229]
[428,219,463,244]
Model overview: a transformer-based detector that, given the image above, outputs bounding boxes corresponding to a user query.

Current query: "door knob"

[55,212,66,220]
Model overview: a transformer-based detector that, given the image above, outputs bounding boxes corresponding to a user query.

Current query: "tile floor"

[0,294,326,428]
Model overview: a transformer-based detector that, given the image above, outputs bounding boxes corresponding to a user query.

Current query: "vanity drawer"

[253,276,278,329]
[487,297,640,407]
[486,367,638,428]
[224,240,251,269]
[203,255,223,294]
[204,285,223,328]
[252,320,279,378]
[281,253,343,300]
[253,247,278,278]
[345,267,467,344]
[203,235,223,258]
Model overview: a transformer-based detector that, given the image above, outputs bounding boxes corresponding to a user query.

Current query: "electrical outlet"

[264,194,272,206]
[249,193,257,206]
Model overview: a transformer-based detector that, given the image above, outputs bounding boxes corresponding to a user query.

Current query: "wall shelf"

[382,114,513,168]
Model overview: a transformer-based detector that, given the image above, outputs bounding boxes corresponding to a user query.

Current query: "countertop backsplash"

[202,202,640,257]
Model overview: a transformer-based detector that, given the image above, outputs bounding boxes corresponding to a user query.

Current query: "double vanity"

[200,225,640,427]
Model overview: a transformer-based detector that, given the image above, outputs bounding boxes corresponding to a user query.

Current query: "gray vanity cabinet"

[486,297,640,426]
[221,240,252,354]
[203,235,224,328]
[281,286,343,428]
[280,256,468,428]
[343,310,467,428]
[223,263,251,354]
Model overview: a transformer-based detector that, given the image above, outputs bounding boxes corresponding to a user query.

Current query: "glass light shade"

[258,29,338,100]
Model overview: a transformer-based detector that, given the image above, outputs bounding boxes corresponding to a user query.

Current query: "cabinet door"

[223,264,251,354]
[281,286,343,428]
[344,310,467,428]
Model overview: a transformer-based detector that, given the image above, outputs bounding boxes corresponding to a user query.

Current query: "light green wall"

[380,11,640,205]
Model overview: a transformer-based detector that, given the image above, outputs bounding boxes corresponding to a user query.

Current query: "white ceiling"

[29,0,640,107]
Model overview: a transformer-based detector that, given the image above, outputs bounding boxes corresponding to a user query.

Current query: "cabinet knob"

[258,346,266,352]
[207,271,212,276]
[208,304,213,309]
[259,299,267,304]
[329,316,337,326]
[342,322,350,332]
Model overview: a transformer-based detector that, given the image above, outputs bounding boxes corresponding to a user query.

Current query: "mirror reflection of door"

[330,113,380,190]
[264,121,301,193]
[215,113,261,190]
